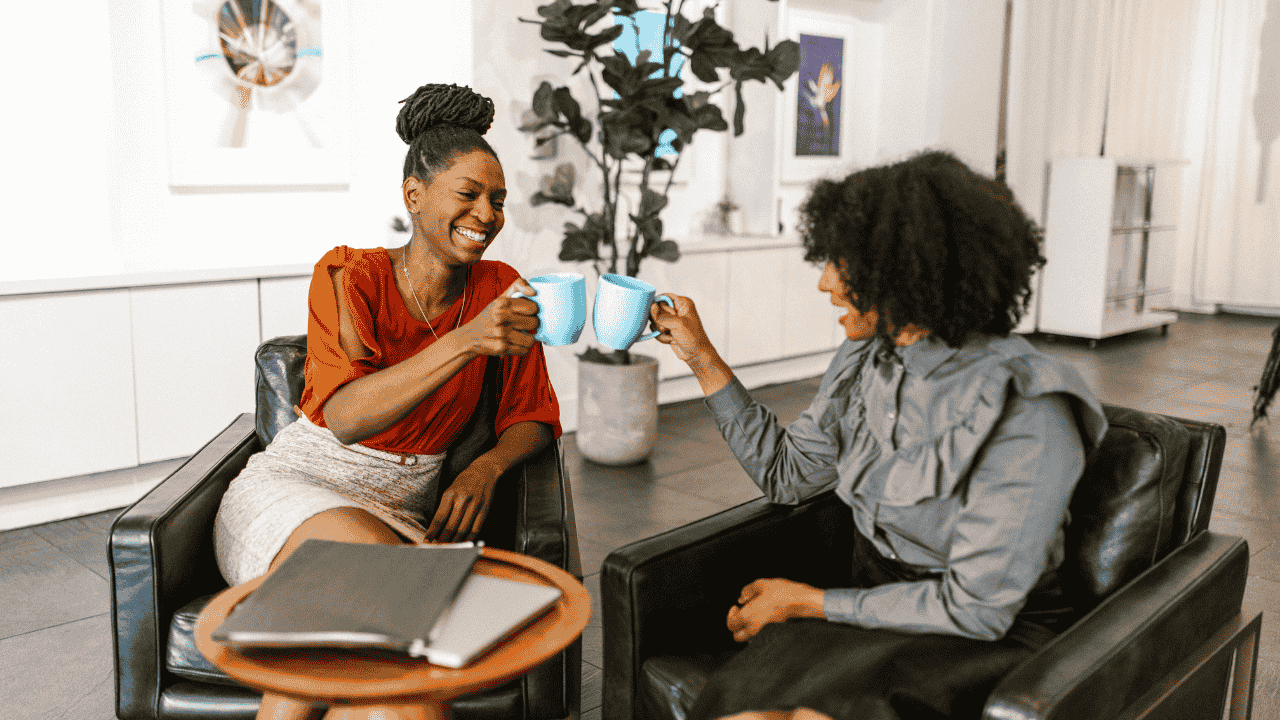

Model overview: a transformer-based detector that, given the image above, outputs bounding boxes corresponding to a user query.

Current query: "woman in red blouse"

[213,83,561,720]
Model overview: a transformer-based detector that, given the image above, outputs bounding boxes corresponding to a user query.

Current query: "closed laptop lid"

[418,574,562,668]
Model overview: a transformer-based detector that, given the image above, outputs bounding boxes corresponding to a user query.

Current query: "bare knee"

[258,692,325,720]
[269,506,404,573]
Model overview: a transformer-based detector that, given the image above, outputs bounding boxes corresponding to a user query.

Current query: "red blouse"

[297,246,562,455]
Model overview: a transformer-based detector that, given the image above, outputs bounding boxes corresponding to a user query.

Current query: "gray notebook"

[413,574,563,668]
[212,538,480,652]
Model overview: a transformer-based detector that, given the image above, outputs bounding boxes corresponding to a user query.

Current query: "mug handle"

[635,295,675,343]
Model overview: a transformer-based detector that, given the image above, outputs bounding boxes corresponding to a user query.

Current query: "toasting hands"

[726,578,826,642]
[458,279,540,357]
[647,293,713,362]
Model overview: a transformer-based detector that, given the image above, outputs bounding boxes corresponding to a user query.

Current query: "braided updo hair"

[396,83,498,184]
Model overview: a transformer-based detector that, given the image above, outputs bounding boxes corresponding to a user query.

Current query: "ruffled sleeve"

[297,246,383,426]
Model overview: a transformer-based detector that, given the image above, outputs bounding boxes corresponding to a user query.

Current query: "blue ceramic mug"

[592,274,675,351]
[510,272,587,345]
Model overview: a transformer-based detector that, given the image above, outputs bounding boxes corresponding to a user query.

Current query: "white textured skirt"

[213,414,445,586]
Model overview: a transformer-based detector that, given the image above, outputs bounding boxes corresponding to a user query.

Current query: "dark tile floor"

[3,311,1279,719]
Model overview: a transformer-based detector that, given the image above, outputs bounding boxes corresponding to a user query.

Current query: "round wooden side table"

[195,547,591,720]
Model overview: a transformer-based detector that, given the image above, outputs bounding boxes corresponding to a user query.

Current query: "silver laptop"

[410,574,563,668]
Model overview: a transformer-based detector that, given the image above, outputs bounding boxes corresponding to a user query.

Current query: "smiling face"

[404,148,506,265]
[818,261,880,341]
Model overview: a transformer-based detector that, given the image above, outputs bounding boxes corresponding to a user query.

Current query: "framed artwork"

[795,33,844,158]
[159,0,351,186]
[779,9,879,185]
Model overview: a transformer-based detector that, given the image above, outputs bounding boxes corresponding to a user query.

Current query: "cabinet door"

[0,291,139,487]
[130,281,261,463]
[781,249,842,355]
[638,253,731,380]
[725,248,787,366]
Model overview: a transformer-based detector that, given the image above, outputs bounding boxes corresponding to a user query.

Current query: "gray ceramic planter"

[576,354,659,465]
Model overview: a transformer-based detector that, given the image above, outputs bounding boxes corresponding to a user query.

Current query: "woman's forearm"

[687,345,736,398]
[474,421,554,475]
[323,333,478,444]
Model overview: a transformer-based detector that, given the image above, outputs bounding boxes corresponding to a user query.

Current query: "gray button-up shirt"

[703,334,1108,640]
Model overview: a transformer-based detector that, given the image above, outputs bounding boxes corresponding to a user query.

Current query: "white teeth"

[456,227,487,243]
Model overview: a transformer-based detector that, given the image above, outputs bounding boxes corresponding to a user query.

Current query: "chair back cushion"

[1063,405,1191,610]
[254,335,308,446]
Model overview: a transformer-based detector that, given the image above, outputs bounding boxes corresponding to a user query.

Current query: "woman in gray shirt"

[648,150,1108,720]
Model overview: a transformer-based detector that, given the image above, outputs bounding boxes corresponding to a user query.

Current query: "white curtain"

[1005,0,1115,222]
[1005,0,1201,218]
[1185,0,1280,310]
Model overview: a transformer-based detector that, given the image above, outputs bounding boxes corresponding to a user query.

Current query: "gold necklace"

[401,248,467,342]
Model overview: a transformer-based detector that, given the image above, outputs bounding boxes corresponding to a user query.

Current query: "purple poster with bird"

[795,34,843,157]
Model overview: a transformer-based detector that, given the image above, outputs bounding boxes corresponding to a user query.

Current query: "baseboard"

[0,457,187,531]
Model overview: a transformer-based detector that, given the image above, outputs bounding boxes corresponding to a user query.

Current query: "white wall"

[5,0,474,284]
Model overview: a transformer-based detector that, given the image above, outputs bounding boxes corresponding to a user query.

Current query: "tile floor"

[3,311,1279,719]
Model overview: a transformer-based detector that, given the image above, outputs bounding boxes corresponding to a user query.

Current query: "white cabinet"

[0,290,139,486]
[1038,158,1181,344]
[130,281,261,463]
[725,248,788,366]
[637,253,731,380]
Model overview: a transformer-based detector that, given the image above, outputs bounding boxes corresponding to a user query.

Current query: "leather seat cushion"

[168,594,244,687]
[640,652,738,720]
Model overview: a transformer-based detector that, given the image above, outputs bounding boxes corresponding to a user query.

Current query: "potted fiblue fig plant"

[519,0,799,463]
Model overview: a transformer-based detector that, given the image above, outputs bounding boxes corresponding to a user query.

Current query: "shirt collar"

[893,334,960,379]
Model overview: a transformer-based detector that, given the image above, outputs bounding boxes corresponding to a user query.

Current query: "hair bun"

[396,83,495,145]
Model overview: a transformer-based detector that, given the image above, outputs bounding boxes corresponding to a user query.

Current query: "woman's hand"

[424,457,503,543]
[726,578,826,642]
[648,293,713,362]
[456,279,541,357]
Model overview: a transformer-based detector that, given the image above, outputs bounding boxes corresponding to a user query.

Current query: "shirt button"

[887,411,896,420]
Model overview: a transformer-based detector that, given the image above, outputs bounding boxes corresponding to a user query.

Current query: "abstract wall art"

[160,0,350,186]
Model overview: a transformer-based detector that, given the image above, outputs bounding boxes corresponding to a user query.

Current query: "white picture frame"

[158,0,352,187]
[779,8,881,186]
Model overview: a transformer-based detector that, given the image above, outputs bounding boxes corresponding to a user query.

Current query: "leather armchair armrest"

[513,439,578,577]
[601,491,854,720]
[109,414,261,720]
[512,437,582,720]
[984,531,1250,720]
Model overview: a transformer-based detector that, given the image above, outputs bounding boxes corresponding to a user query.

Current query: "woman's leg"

[256,506,407,720]
[721,710,834,720]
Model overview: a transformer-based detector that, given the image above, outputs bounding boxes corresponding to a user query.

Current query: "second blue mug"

[593,274,674,351]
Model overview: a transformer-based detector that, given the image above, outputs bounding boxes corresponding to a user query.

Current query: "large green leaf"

[691,101,727,132]
[766,39,801,89]
[647,239,680,262]
[532,81,556,120]
[553,86,582,122]
[638,186,667,217]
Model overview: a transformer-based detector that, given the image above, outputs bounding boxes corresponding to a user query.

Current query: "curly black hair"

[799,150,1045,348]
[396,83,499,183]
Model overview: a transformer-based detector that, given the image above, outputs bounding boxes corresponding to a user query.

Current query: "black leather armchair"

[109,335,582,720]
[602,404,1262,720]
